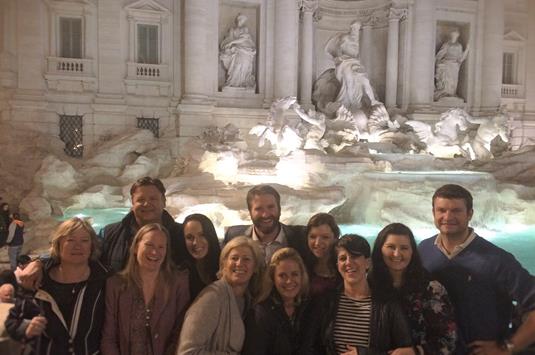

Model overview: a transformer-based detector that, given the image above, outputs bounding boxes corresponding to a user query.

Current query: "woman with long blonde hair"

[101,223,190,355]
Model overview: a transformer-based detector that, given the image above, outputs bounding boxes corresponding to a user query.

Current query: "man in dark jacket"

[223,184,306,264]
[99,176,186,272]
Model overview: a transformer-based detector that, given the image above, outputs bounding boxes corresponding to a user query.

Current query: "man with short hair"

[100,176,186,271]
[419,184,535,354]
[224,184,306,264]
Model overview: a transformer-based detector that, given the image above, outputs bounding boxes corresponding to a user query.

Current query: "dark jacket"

[303,288,413,355]
[242,294,313,355]
[7,219,24,246]
[223,223,307,258]
[99,210,186,272]
[5,261,110,355]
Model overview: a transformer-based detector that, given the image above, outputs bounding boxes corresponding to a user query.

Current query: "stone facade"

[0,0,534,154]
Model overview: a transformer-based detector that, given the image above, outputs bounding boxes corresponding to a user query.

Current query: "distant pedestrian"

[0,203,9,247]
[6,212,24,271]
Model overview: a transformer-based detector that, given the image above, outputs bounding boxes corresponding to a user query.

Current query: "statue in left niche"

[220,13,257,90]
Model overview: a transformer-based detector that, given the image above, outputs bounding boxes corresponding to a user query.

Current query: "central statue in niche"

[219,13,257,90]
[313,20,380,117]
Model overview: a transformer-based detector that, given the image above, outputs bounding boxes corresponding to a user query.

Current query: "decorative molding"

[299,0,319,13]
[124,0,170,15]
[389,7,407,21]
[504,30,526,42]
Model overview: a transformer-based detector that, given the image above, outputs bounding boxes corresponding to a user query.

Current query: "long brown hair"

[118,223,175,302]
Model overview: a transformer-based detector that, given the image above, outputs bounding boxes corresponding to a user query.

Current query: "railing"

[501,84,524,98]
[47,57,94,76]
[127,62,169,80]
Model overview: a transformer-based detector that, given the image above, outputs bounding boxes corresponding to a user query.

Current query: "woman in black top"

[181,213,221,299]
[304,234,414,355]
[5,217,109,355]
[243,247,312,355]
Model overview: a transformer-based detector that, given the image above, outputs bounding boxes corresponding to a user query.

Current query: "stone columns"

[409,0,435,110]
[361,22,373,77]
[385,8,406,108]
[182,0,211,102]
[274,0,299,98]
[299,0,318,106]
[479,0,504,111]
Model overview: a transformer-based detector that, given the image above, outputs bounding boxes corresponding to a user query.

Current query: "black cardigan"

[302,288,413,355]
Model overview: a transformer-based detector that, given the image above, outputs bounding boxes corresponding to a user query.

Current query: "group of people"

[1,178,535,355]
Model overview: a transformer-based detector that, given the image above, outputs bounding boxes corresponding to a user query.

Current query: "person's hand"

[25,316,47,338]
[19,260,44,290]
[469,340,510,355]
[341,345,358,355]
[389,347,416,355]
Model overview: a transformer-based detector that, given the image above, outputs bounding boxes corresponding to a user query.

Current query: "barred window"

[59,114,84,158]
[137,24,159,64]
[60,17,82,59]
[137,117,159,138]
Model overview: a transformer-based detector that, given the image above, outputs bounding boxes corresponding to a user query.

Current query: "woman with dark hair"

[305,234,413,355]
[243,247,312,355]
[304,213,340,297]
[370,223,457,355]
[182,213,221,299]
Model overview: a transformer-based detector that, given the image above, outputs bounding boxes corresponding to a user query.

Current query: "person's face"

[131,185,165,226]
[249,194,281,235]
[0,284,14,303]
[222,246,255,288]
[2,204,8,212]
[136,229,167,272]
[381,234,413,274]
[273,259,302,303]
[59,228,92,265]
[433,197,473,239]
[308,224,336,260]
[336,247,369,287]
[184,220,209,260]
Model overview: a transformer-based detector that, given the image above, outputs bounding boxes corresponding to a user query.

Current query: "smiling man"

[224,185,306,264]
[100,176,186,272]
[419,184,535,355]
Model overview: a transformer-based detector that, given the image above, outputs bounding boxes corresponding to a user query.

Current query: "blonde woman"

[101,223,189,355]
[243,247,313,355]
[178,236,264,355]
[5,217,109,354]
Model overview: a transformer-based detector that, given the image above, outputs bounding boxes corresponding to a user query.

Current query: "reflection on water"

[61,209,535,275]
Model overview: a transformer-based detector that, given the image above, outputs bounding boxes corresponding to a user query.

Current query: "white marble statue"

[292,103,328,152]
[434,28,469,101]
[463,113,510,161]
[313,20,379,116]
[249,97,303,156]
[406,108,470,158]
[220,13,257,89]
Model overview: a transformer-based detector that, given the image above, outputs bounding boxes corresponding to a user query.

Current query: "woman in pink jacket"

[101,223,190,355]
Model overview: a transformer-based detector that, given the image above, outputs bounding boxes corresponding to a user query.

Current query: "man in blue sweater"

[419,184,535,354]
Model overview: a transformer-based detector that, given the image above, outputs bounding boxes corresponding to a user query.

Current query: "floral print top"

[400,280,457,354]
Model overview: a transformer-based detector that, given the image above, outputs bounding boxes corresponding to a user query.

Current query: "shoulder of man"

[100,212,134,240]
[223,225,253,244]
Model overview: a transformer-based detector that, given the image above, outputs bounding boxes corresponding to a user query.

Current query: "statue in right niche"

[434,28,469,101]
[219,13,256,90]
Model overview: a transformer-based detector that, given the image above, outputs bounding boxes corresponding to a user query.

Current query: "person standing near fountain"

[419,184,535,354]
[224,185,307,264]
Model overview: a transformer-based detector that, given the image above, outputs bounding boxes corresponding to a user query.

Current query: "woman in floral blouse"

[370,223,457,355]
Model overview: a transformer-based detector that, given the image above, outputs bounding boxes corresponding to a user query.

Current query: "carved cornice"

[318,2,409,28]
